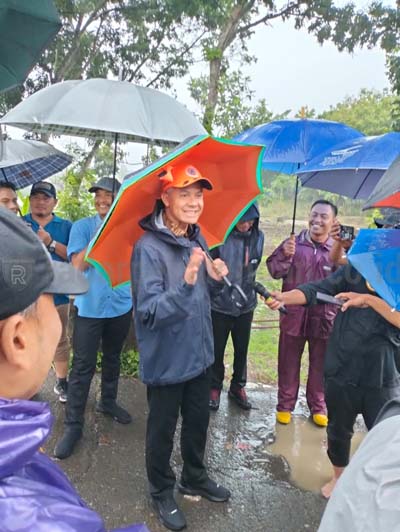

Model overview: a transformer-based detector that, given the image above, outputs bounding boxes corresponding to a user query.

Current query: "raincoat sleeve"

[297,265,348,305]
[132,241,195,329]
[266,240,293,279]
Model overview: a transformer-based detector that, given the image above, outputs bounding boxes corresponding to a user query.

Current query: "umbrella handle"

[202,248,248,308]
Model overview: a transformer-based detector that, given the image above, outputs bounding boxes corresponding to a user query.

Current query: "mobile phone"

[339,224,354,240]
[316,292,346,307]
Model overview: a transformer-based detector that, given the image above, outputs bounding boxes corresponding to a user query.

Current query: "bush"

[95,348,140,378]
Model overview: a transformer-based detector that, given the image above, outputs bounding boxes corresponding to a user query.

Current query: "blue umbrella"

[348,228,400,310]
[298,132,400,200]
[234,119,363,232]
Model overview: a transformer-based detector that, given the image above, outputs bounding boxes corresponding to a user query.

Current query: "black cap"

[0,209,88,320]
[30,181,57,199]
[88,177,121,194]
[374,208,400,228]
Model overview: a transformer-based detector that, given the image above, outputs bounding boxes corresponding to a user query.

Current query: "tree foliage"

[319,89,395,135]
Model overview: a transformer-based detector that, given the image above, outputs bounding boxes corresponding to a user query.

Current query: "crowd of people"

[0,169,399,531]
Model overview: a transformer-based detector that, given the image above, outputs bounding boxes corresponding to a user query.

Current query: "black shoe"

[209,388,221,411]
[228,386,252,410]
[96,401,132,424]
[53,378,68,403]
[152,495,186,531]
[178,478,231,503]
[54,427,82,459]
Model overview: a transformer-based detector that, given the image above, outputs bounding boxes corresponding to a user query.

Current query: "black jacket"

[298,264,400,388]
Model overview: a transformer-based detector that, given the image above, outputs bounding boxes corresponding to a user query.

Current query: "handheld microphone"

[254,282,288,315]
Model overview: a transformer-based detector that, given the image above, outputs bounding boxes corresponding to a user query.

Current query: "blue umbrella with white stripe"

[0,138,72,189]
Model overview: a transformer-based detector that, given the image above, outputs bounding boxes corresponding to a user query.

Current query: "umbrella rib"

[353,169,372,199]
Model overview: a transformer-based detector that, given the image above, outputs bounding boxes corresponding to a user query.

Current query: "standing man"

[209,202,264,411]
[0,181,18,214]
[266,200,338,427]
[24,181,72,403]
[131,163,231,531]
[55,177,133,460]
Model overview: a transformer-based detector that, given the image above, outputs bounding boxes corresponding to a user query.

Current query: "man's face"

[94,189,114,219]
[0,294,61,399]
[29,192,57,218]
[162,182,204,225]
[236,219,255,233]
[308,203,335,240]
[0,187,18,214]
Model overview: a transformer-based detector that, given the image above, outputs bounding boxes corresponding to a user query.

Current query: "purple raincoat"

[266,229,337,338]
[0,398,149,532]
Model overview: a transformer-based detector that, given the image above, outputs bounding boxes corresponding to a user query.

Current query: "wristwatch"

[48,240,57,253]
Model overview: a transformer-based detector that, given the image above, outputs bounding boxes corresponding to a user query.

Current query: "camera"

[339,224,355,241]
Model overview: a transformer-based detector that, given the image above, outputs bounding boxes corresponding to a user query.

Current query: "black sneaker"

[228,386,252,410]
[209,388,221,411]
[152,495,186,531]
[178,478,231,503]
[54,427,82,459]
[53,379,68,403]
[96,401,132,424]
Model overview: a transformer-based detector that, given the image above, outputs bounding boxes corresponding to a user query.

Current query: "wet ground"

[38,374,364,532]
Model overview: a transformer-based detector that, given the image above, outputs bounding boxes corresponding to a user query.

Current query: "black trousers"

[146,369,211,498]
[210,310,253,391]
[65,310,132,428]
[325,378,400,467]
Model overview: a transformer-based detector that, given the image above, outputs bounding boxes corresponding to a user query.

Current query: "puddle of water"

[266,416,365,493]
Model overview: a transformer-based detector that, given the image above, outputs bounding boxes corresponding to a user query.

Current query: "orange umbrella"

[86,135,264,287]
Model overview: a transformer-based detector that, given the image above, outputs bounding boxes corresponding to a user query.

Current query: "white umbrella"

[0,138,72,189]
[0,78,206,180]
[0,78,206,144]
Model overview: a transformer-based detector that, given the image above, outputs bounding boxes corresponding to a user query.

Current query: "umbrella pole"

[112,132,118,196]
[291,175,299,235]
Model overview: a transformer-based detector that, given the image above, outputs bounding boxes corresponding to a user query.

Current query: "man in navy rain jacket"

[131,162,231,531]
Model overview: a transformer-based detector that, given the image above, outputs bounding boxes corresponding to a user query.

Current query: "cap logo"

[1,259,34,292]
[185,166,199,178]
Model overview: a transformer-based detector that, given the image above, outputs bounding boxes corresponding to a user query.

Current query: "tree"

[319,89,395,135]
[193,0,375,133]
[189,68,287,137]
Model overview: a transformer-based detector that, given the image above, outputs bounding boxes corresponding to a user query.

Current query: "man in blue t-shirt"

[54,177,133,460]
[24,181,72,403]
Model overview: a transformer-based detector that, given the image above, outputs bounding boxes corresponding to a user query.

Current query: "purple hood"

[0,398,148,532]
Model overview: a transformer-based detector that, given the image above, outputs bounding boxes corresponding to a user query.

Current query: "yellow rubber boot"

[313,413,328,427]
[276,411,291,425]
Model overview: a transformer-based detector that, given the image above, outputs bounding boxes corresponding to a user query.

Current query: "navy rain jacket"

[131,205,215,386]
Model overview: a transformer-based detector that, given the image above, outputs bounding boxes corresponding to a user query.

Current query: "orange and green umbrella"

[86,135,264,287]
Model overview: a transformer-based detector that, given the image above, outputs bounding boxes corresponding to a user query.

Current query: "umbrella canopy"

[363,155,400,210]
[298,132,400,200]
[234,119,363,173]
[348,228,400,310]
[0,0,61,92]
[0,78,207,146]
[0,139,72,189]
[86,135,264,287]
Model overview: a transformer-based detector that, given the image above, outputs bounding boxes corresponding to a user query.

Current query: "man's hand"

[262,290,286,311]
[37,226,52,247]
[206,257,229,281]
[330,220,354,250]
[184,247,205,285]
[283,235,296,257]
[336,292,370,310]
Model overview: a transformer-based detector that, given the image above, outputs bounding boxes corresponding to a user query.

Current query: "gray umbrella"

[0,78,207,180]
[0,138,72,189]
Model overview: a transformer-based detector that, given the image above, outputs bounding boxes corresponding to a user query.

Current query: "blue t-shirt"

[23,213,72,306]
[67,214,132,318]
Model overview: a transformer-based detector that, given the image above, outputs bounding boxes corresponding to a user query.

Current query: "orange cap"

[158,162,213,193]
